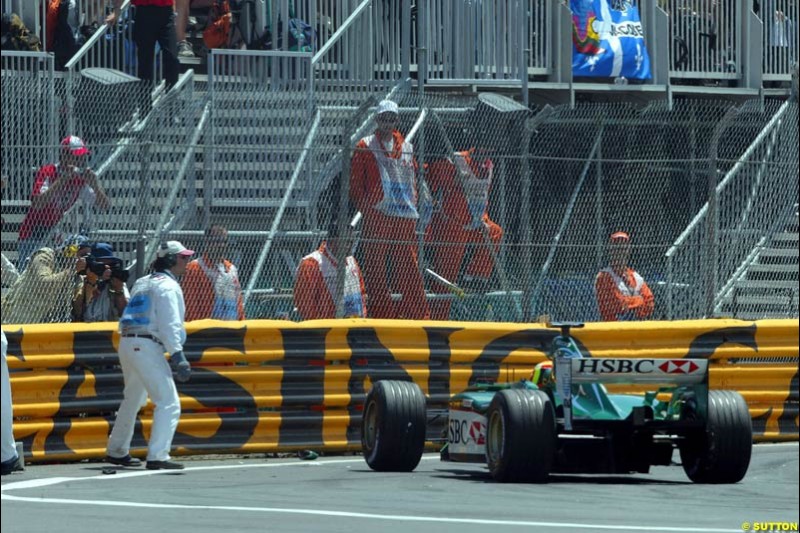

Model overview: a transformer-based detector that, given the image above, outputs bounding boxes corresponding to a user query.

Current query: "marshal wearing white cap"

[106,240,195,470]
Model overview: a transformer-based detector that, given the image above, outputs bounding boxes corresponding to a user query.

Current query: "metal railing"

[0,51,57,202]
[666,99,799,319]
[63,0,135,76]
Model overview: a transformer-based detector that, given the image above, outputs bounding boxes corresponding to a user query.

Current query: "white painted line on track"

[1,491,745,532]
[2,448,792,532]
[1,456,394,492]
[0,455,746,533]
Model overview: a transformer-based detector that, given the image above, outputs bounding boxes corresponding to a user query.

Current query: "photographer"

[72,242,130,323]
[17,136,111,272]
[3,235,91,325]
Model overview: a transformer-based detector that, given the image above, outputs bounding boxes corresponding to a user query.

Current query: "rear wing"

[555,357,709,430]
[569,358,708,385]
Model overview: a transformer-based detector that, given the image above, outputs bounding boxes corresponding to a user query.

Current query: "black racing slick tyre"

[485,388,556,483]
[680,390,753,484]
[361,380,427,472]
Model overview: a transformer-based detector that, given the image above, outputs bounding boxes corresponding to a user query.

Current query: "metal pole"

[416,0,427,281]
[334,127,354,318]
[521,120,533,321]
[417,0,427,91]
[520,0,529,106]
[205,51,216,231]
[705,106,738,317]
[595,121,604,273]
[401,0,411,80]
[66,68,76,135]
[135,139,151,280]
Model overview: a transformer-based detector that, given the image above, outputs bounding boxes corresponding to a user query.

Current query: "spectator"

[1,12,41,51]
[17,136,110,272]
[175,0,213,58]
[72,242,130,323]
[2,235,91,325]
[426,149,503,320]
[294,223,367,320]
[769,3,795,74]
[350,100,429,320]
[106,0,180,114]
[107,241,194,470]
[594,231,655,322]
[182,225,244,321]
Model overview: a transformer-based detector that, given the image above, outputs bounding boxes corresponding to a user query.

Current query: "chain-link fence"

[2,64,797,324]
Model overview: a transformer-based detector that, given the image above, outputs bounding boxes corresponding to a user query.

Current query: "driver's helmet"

[531,361,554,388]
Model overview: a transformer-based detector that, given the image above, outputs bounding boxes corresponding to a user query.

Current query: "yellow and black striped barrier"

[3,318,797,463]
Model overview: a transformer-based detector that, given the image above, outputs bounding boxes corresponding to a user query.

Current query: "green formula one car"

[361,323,753,483]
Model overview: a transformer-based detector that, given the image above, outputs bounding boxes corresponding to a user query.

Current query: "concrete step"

[759,248,799,258]
[734,279,799,290]
[747,263,799,275]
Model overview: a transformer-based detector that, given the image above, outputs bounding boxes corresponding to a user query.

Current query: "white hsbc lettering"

[577,359,656,373]
[610,22,644,37]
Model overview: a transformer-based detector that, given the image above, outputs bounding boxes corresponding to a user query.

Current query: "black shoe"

[1,456,19,476]
[106,454,142,467]
[146,460,184,470]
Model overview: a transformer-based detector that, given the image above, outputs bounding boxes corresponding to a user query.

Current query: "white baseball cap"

[157,240,195,258]
[376,100,399,116]
[61,135,90,156]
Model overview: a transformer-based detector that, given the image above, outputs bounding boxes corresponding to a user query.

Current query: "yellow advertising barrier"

[3,318,798,463]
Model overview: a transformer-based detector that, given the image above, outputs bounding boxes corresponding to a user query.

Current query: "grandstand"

[2,0,798,323]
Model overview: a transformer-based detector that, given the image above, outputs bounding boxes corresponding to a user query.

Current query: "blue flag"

[571,0,652,80]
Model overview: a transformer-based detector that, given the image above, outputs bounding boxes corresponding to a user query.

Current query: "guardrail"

[4,318,797,463]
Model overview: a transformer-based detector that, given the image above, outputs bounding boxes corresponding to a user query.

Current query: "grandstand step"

[728,293,799,306]
[211,199,310,209]
[733,280,799,290]
[747,263,799,275]
[772,231,799,241]
[759,248,799,258]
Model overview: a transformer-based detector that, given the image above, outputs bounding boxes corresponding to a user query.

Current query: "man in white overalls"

[350,100,429,319]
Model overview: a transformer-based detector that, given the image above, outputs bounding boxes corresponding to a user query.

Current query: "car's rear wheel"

[485,388,556,483]
[361,380,427,472]
[680,390,752,483]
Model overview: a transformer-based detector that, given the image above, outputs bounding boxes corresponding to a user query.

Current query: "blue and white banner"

[571,0,652,80]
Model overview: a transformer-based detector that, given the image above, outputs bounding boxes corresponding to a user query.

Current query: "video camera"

[83,256,129,283]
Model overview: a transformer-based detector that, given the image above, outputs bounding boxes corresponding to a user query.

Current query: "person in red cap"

[17,136,110,271]
[350,100,429,320]
[594,231,655,321]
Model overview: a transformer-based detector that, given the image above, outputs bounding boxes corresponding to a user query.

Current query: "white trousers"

[107,337,181,462]
[1,330,16,463]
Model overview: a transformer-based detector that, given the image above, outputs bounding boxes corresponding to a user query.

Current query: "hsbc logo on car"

[658,360,700,374]
[449,418,486,446]
[576,359,702,374]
